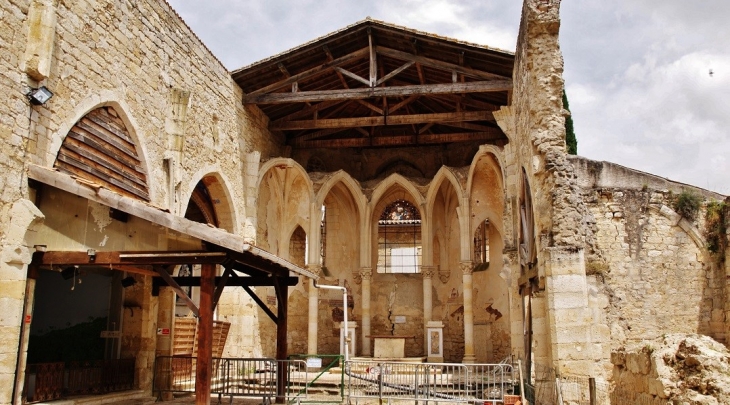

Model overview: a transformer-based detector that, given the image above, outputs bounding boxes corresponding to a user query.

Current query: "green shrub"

[674,190,702,221]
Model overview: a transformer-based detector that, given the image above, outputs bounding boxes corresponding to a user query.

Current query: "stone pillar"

[360,267,372,356]
[421,266,436,329]
[307,265,322,355]
[461,261,476,363]
[544,247,596,376]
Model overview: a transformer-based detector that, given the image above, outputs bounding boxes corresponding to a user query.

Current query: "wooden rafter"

[291,130,503,148]
[272,110,494,130]
[245,80,512,104]
[375,46,508,81]
[244,47,370,97]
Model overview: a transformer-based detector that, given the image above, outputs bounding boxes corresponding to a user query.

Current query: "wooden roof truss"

[234,20,514,149]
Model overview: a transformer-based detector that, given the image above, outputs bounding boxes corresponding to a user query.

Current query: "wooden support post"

[274,277,288,403]
[195,263,215,405]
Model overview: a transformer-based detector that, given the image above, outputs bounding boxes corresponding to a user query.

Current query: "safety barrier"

[345,360,515,404]
[153,356,277,404]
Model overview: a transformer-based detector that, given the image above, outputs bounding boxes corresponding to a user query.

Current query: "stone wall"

[0,0,280,399]
[572,156,728,377]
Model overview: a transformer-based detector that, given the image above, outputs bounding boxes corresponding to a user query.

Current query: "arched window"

[473,219,490,272]
[377,199,422,273]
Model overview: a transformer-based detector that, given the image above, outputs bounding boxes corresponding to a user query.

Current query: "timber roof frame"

[233,18,514,149]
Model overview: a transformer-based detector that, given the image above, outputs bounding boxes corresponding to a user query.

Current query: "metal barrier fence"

[154,356,277,403]
[345,360,515,404]
[285,355,344,404]
[154,356,346,404]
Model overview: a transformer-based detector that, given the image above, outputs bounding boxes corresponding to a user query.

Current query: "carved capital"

[460,261,474,276]
[421,266,436,279]
[354,267,372,284]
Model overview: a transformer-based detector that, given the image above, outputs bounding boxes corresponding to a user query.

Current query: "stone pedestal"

[426,321,444,363]
[373,336,406,358]
[339,321,357,358]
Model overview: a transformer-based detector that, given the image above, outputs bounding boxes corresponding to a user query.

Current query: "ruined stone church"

[1,0,728,404]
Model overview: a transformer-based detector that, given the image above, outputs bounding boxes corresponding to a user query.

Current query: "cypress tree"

[563,89,578,155]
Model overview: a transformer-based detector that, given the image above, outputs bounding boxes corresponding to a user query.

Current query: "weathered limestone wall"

[499,0,605,377]
[572,156,728,377]
[0,0,281,399]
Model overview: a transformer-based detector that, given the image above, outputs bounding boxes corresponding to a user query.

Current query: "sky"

[168,0,729,195]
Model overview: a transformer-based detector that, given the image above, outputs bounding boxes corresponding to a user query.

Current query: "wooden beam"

[244,47,370,98]
[241,284,277,323]
[273,110,495,131]
[375,46,509,81]
[154,266,200,317]
[333,67,370,87]
[368,28,377,87]
[212,267,231,310]
[324,45,350,89]
[152,275,298,288]
[356,99,384,115]
[376,61,415,86]
[292,130,503,148]
[272,100,345,124]
[28,164,248,253]
[388,95,418,115]
[195,263,215,405]
[245,80,512,104]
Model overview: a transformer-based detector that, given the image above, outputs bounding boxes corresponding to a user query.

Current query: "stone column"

[421,266,436,327]
[461,261,476,363]
[360,267,372,356]
[307,265,322,355]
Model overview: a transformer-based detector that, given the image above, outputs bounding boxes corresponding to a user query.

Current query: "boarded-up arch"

[54,106,149,201]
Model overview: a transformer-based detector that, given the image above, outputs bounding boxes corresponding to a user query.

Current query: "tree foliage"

[563,89,578,155]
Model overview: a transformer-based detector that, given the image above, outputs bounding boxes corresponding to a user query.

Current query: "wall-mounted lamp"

[87,248,96,262]
[121,276,137,288]
[27,86,53,105]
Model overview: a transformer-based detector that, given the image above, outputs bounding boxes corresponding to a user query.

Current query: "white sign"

[394,315,406,324]
[306,357,322,368]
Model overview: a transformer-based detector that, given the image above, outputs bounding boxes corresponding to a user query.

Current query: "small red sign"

[25,315,31,324]
[158,328,170,335]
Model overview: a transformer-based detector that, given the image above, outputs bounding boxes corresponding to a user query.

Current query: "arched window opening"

[377,199,422,273]
[473,219,490,272]
[289,226,307,267]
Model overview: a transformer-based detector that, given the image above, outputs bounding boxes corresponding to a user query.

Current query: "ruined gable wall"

[505,0,606,377]
[572,156,727,376]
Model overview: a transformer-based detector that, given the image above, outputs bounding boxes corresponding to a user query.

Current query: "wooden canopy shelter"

[27,164,318,404]
[233,18,514,149]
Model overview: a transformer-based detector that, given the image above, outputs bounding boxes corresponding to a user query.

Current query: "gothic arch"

[53,102,151,201]
[370,173,426,211]
[183,168,239,233]
[257,157,314,201]
[314,170,366,215]
[466,145,506,195]
[49,92,151,198]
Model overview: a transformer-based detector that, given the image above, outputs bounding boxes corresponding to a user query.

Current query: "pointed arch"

[49,91,151,199]
[314,170,366,215]
[370,173,426,212]
[426,167,466,216]
[53,103,150,201]
[257,157,314,201]
[466,145,506,195]
[183,167,240,234]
